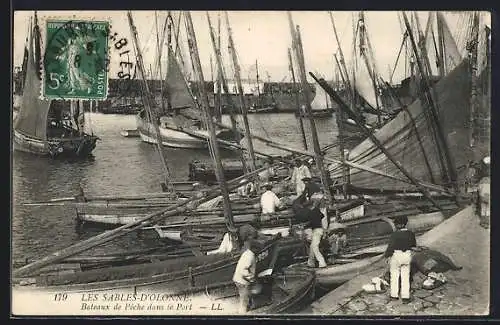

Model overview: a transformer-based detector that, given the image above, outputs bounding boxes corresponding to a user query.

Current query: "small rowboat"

[171,268,315,315]
[12,235,302,293]
[120,129,140,138]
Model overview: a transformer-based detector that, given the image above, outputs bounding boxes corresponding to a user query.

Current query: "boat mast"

[223,11,258,175]
[357,12,382,127]
[334,54,348,199]
[155,11,166,115]
[206,12,249,175]
[215,12,223,123]
[288,47,308,151]
[255,60,261,107]
[468,11,480,149]
[328,11,353,100]
[288,12,332,203]
[185,11,235,231]
[402,12,458,192]
[127,11,173,193]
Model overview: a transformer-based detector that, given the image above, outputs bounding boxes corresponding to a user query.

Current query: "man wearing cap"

[260,183,283,219]
[290,159,311,196]
[306,194,329,268]
[301,177,322,200]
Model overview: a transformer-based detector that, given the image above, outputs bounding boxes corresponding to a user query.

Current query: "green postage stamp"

[43,20,109,100]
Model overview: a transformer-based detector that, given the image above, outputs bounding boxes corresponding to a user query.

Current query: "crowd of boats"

[12,10,490,314]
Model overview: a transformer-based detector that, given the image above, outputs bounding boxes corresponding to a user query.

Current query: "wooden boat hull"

[170,268,315,314]
[330,61,479,191]
[287,210,447,287]
[12,236,302,293]
[14,129,98,158]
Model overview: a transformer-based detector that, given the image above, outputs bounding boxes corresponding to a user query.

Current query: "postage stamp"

[43,20,109,100]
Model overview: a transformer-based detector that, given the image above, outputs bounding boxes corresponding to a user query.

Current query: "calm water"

[12,112,340,262]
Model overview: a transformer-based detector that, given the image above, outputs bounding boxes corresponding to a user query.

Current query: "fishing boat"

[13,14,98,158]
[136,39,240,149]
[286,209,450,287]
[12,234,304,295]
[74,196,366,234]
[327,14,489,193]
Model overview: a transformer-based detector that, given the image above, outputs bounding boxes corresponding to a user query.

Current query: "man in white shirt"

[260,183,283,217]
[232,239,258,313]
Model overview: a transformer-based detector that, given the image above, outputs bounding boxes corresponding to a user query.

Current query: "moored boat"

[14,14,98,158]
[286,210,449,287]
[12,234,302,294]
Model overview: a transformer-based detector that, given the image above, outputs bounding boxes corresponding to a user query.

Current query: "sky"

[13,11,490,83]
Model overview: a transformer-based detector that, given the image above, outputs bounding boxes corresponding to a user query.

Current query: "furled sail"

[329,59,478,191]
[165,45,198,120]
[14,23,51,140]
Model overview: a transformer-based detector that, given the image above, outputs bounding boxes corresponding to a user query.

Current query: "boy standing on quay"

[233,232,258,314]
[384,216,416,303]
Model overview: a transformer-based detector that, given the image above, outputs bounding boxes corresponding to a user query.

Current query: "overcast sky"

[13,11,490,83]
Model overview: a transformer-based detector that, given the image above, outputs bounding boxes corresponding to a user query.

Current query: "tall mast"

[155,11,165,114]
[206,12,249,175]
[127,11,173,193]
[255,59,261,107]
[288,12,332,203]
[357,12,382,126]
[334,54,348,199]
[216,12,222,122]
[224,11,258,174]
[288,47,308,151]
[328,11,352,99]
[468,11,480,149]
[435,12,446,77]
[185,11,235,230]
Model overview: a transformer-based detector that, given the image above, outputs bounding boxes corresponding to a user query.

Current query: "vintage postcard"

[12,10,490,317]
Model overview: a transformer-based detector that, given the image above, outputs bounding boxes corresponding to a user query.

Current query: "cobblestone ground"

[326,210,489,316]
[330,271,483,315]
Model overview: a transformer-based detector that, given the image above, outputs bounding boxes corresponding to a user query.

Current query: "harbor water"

[12,112,340,263]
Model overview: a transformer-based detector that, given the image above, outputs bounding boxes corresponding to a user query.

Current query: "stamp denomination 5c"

[43,20,109,100]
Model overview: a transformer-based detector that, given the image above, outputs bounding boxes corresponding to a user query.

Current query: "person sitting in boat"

[306,193,329,268]
[233,237,258,314]
[258,160,275,184]
[290,159,311,196]
[384,215,416,304]
[238,179,256,198]
[260,183,283,221]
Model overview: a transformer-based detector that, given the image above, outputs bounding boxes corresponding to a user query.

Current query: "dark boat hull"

[13,129,98,158]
